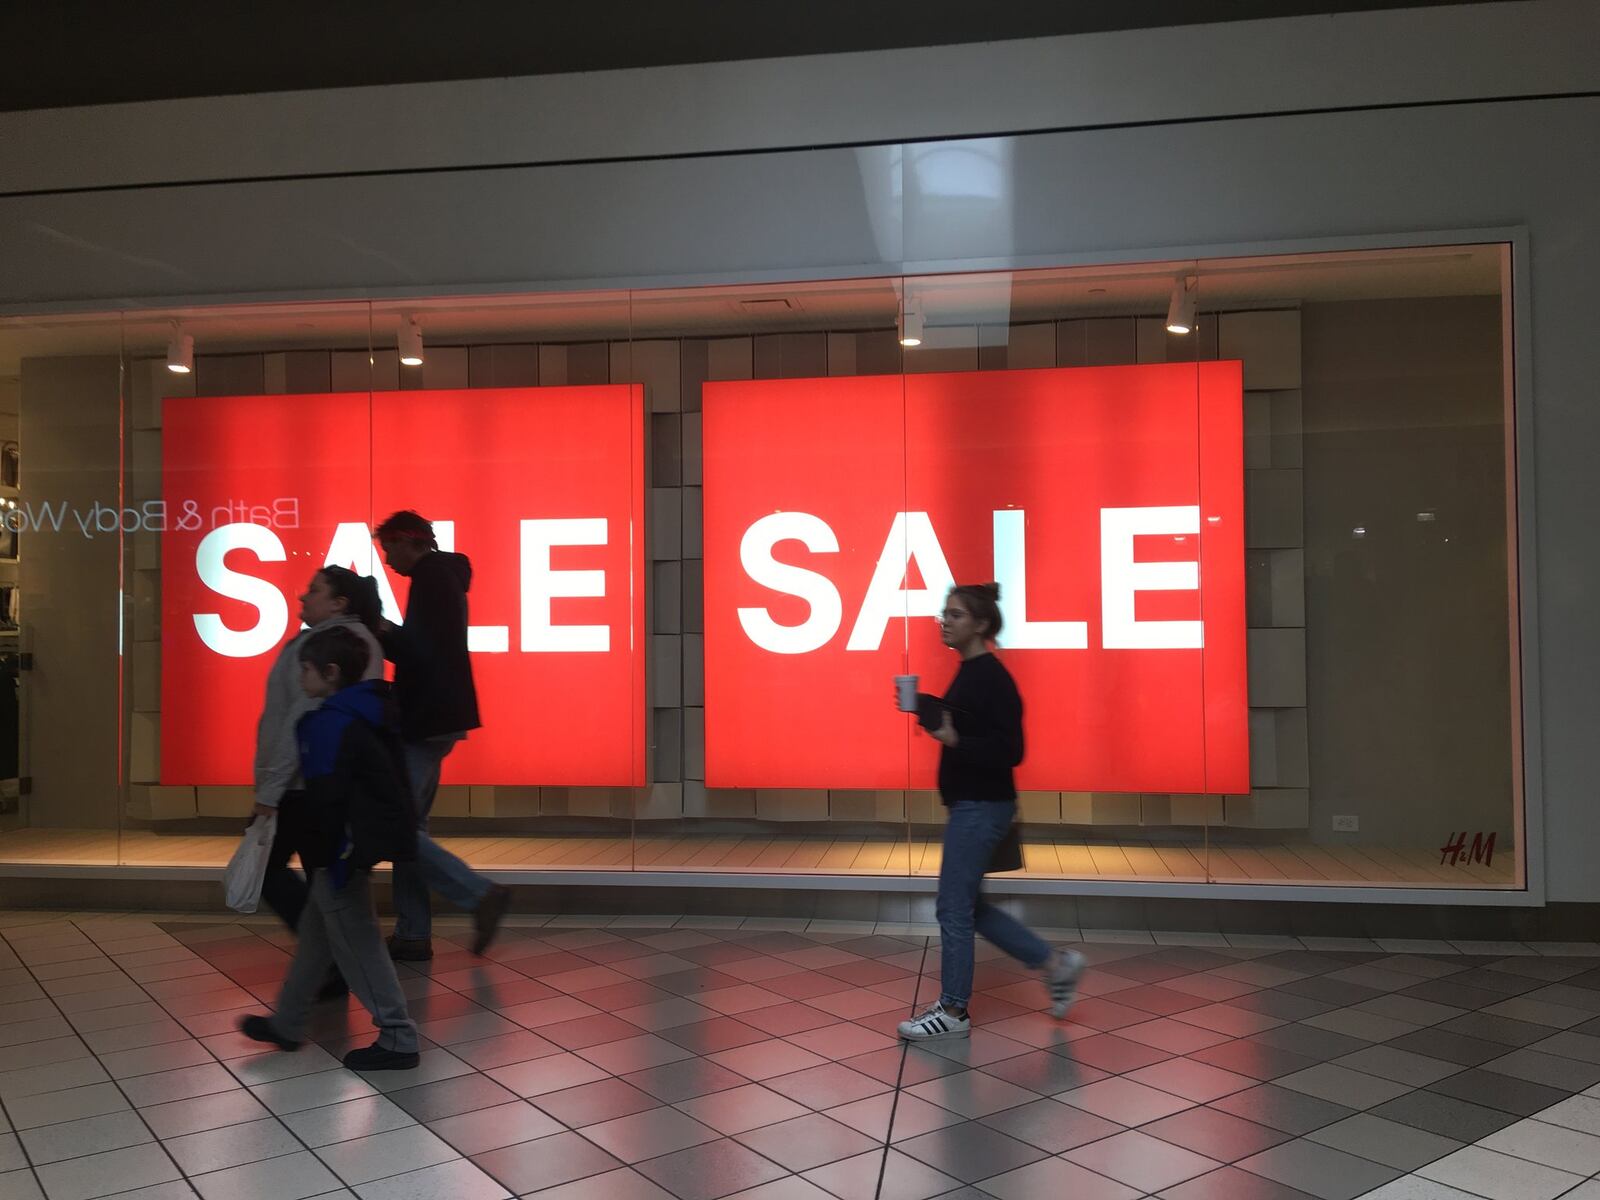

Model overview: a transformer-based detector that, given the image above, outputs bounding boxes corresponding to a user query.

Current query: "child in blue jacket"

[238,625,421,1071]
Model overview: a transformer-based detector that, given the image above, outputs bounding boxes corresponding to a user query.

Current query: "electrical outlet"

[1332,815,1359,832]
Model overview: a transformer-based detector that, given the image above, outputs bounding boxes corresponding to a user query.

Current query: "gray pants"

[271,868,418,1054]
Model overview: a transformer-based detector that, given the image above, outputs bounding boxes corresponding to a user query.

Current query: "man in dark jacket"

[375,510,509,960]
[238,626,420,1071]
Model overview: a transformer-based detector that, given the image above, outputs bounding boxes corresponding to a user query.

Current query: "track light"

[897,306,924,348]
[398,315,424,367]
[1165,275,1199,335]
[166,326,193,374]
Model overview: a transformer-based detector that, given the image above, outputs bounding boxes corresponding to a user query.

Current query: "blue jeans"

[937,799,1050,1009]
[390,736,491,941]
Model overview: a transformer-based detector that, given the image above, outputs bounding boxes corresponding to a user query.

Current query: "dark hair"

[317,566,383,630]
[374,510,436,550]
[948,582,1004,641]
[299,625,371,687]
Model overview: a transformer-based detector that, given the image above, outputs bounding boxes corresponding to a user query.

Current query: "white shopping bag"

[223,812,276,914]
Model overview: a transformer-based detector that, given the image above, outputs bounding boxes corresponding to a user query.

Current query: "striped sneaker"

[1044,948,1087,1018]
[897,1001,971,1041]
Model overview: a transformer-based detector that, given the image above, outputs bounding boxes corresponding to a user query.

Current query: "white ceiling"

[0,244,1504,374]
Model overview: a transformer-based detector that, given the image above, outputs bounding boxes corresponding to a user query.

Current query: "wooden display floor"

[0,827,1516,886]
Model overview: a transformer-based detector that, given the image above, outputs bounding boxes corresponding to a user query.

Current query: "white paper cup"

[894,674,919,712]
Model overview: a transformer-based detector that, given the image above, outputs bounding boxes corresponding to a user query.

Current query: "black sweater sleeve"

[937,653,1025,802]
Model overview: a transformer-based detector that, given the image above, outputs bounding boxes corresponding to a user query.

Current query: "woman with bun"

[897,582,1086,1041]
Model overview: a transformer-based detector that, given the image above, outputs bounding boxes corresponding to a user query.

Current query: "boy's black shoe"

[472,884,513,955]
[343,1043,420,1071]
[386,935,433,961]
[317,972,350,1003]
[238,1015,301,1052]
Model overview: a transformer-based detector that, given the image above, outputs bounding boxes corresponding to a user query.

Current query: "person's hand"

[251,803,275,820]
[930,710,959,747]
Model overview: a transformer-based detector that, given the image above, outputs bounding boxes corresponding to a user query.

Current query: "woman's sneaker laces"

[897,1001,972,1041]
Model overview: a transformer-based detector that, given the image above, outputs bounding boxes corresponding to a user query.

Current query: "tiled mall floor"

[5,915,1600,1200]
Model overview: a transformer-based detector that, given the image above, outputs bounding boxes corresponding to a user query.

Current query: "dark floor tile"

[1447,968,1544,996]
[387,1072,519,1121]
[650,970,747,997]
[1370,1088,1520,1141]
[1236,1137,1402,1200]
[543,1013,651,1050]
[656,1017,768,1055]
[1227,992,1335,1022]
[1277,978,1384,1008]
[732,1111,878,1171]
[1148,949,1237,972]
[978,1049,1109,1096]
[1305,1112,1460,1172]
[978,1097,1124,1153]
[845,1046,964,1087]
[1386,1028,1512,1066]
[1116,985,1213,1016]
[1097,958,1194,985]
[635,1136,789,1200]
[764,1062,888,1110]
[1209,1084,1357,1135]
[459,979,563,1010]
[575,981,678,1011]
[1189,1040,1320,1082]
[1247,1024,1369,1062]
[1158,1164,1322,1200]
[1063,1033,1174,1073]
[1398,980,1507,1010]
[833,935,926,959]
[1479,1047,1600,1090]
[624,1058,748,1103]
[1143,1105,1291,1162]
[1253,953,1349,978]
[1434,1012,1552,1047]
[1426,1067,1570,1115]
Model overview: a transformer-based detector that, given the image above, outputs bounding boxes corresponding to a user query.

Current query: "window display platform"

[0,829,1515,887]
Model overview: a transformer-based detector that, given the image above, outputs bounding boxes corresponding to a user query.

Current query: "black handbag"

[987,822,1023,873]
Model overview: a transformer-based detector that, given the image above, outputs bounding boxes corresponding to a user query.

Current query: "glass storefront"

[0,243,1521,890]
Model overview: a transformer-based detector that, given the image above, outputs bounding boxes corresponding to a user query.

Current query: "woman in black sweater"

[897,583,1086,1041]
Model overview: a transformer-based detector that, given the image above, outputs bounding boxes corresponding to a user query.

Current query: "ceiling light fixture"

[1165,275,1199,335]
[166,324,193,374]
[898,301,924,348]
[398,315,424,367]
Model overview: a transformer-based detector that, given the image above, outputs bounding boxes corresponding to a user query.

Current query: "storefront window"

[0,243,1520,890]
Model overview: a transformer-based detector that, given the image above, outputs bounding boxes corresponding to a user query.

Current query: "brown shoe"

[472,884,512,955]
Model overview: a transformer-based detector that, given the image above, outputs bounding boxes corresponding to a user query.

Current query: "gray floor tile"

[903,1069,1037,1119]
[33,1143,182,1200]
[1249,1024,1370,1062]
[1237,1137,1403,1200]
[1064,1033,1175,1073]
[10,1083,132,1131]
[1126,1057,1258,1103]
[1210,1084,1356,1135]
[733,1112,878,1172]
[1142,1105,1291,1162]
[424,1099,561,1155]
[1481,1047,1600,1090]
[384,1073,517,1122]
[623,1057,748,1103]
[0,1171,47,1200]
[803,1147,958,1200]
[1478,1116,1600,1175]
[579,1106,721,1163]
[636,1137,790,1200]
[895,1120,1047,1183]
[164,1117,303,1176]
[314,1126,459,1186]
[976,1156,1142,1200]
[1305,1113,1461,1170]
[1370,1090,1519,1141]
[18,1109,154,1166]
[1157,1164,1322,1199]
[0,1056,110,1101]
[472,1130,623,1194]
[1416,1145,1584,1200]
[978,1096,1123,1153]
[250,1069,378,1115]
[1386,1028,1513,1067]
[1535,1093,1600,1136]
[350,1157,510,1200]
[1066,1128,1222,1192]
[975,1049,1108,1096]
[1330,1046,1460,1088]
[279,1095,416,1149]
[1275,1063,1412,1110]
[1057,1077,1194,1126]
[1425,1068,1570,1116]
[674,1083,813,1136]
[524,1165,679,1199]
[763,1063,887,1110]
[1434,1012,1553,1047]
[121,1064,241,1109]
[484,1051,609,1098]
[533,1077,663,1126]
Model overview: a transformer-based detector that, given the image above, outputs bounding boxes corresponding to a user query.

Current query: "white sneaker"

[898,1001,971,1041]
[1044,948,1087,1018]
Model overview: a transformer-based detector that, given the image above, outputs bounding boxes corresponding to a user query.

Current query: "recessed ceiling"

[0,244,1504,374]
[1,1,1512,112]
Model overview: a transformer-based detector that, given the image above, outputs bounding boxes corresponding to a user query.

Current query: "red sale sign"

[161,386,646,787]
[702,363,1247,794]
